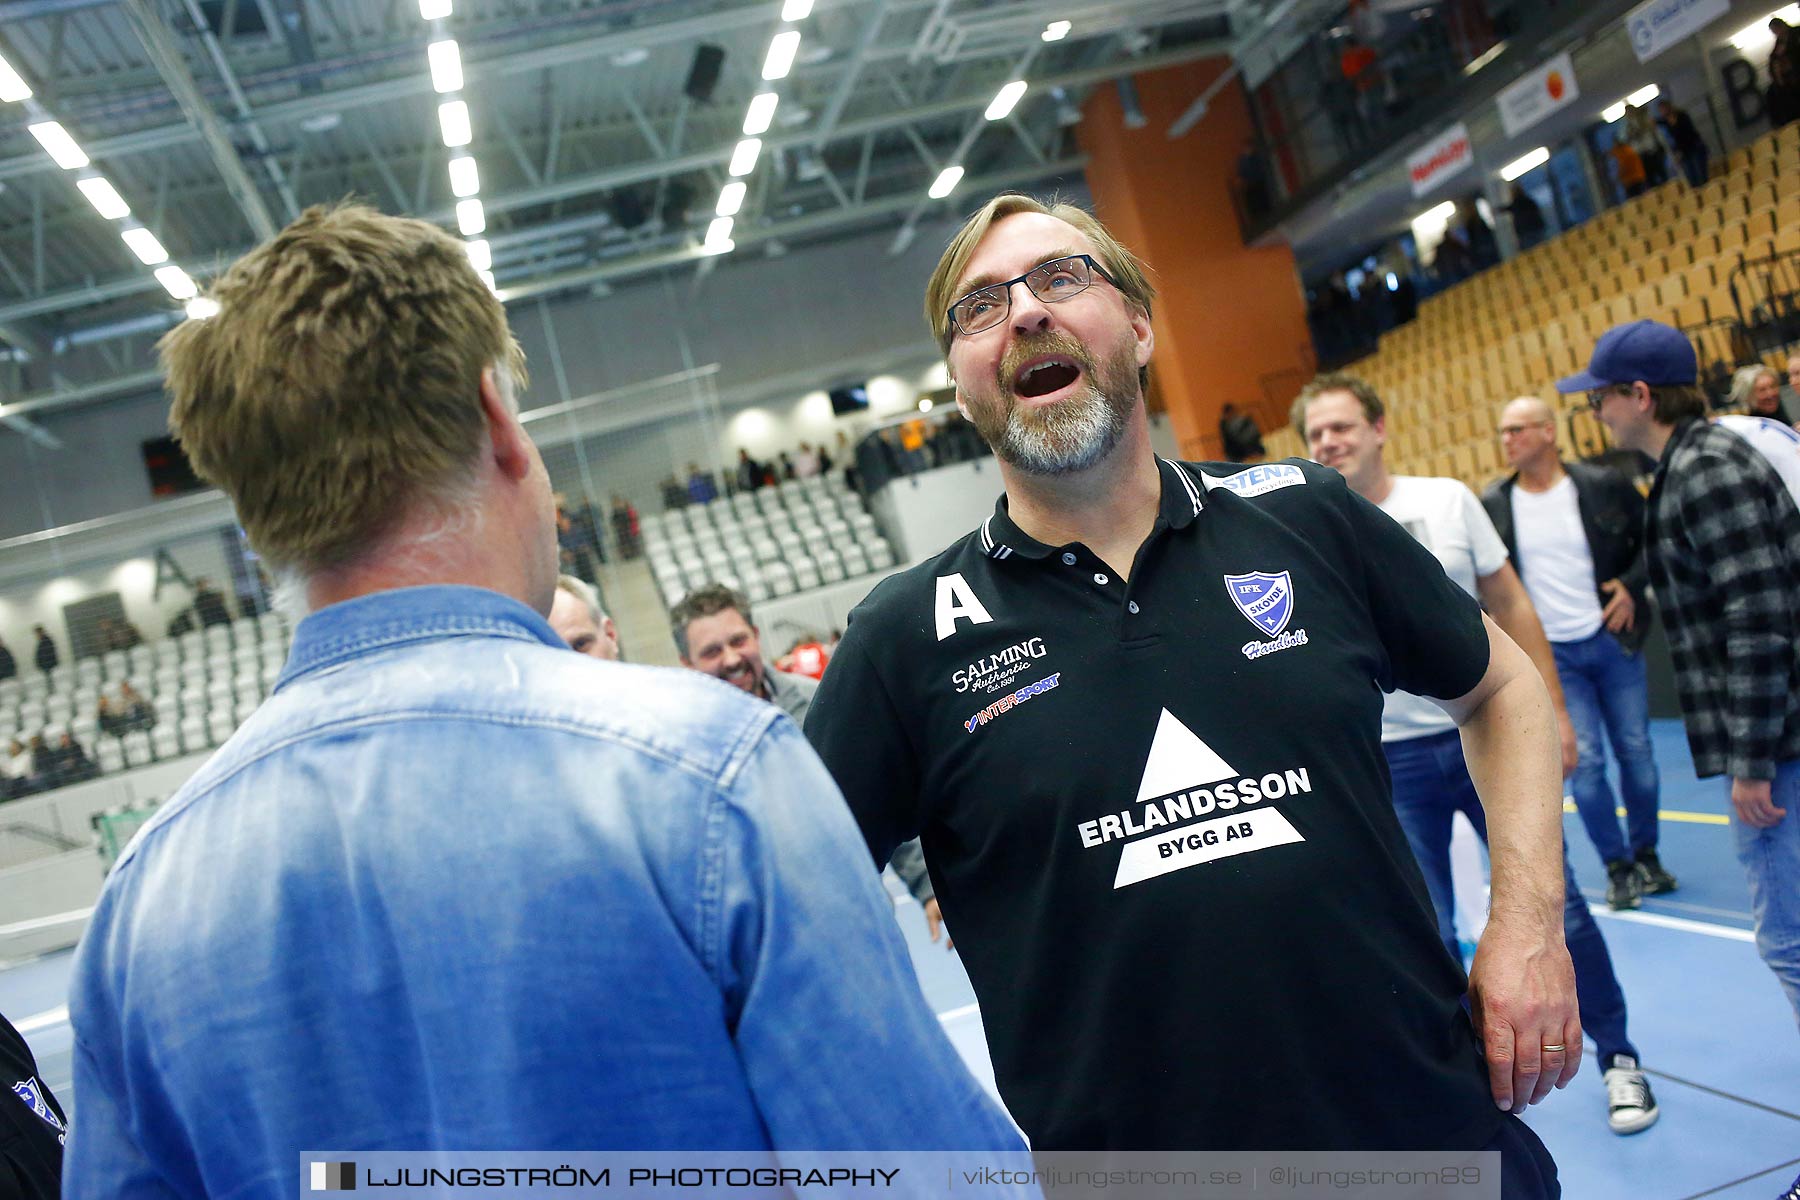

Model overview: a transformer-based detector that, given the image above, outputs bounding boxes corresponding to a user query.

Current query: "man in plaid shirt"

[1564,319,1800,1036]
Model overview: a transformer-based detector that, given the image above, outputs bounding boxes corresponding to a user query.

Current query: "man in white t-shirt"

[1481,397,1672,912]
[1716,413,1800,505]
[1296,373,1661,1136]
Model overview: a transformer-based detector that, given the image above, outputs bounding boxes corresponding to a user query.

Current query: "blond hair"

[924,193,1156,358]
[160,202,527,574]
[1291,372,1386,431]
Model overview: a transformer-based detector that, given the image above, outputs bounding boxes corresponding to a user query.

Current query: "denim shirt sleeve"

[710,718,1024,1151]
[65,1038,186,1199]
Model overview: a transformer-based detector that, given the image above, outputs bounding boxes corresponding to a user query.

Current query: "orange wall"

[1079,59,1313,459]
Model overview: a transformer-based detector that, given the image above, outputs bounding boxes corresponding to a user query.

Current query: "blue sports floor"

[5,720,1796,1197]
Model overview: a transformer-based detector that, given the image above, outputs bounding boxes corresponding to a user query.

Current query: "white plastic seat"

[122,730,153,767]
[97,741,126,774]
[152,727,181,760]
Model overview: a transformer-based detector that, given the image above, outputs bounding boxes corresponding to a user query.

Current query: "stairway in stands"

[593,558,679,667]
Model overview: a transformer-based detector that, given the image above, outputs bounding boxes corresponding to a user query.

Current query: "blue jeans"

[1551,630,1661,868]
[1735,760,1800,1032]
[1384,729,1638,1064]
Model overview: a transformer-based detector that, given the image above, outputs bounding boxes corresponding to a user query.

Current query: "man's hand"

[1599,579,1636,633]
[1467,914,1581,1114]
[1556,712,1578,780]
[923,898,954,950]
[1731,777,1787,828]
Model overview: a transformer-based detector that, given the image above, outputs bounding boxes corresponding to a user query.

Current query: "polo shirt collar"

[979,456,1204,561]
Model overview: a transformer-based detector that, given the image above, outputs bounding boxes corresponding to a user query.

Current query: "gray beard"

[991,382,1127,476]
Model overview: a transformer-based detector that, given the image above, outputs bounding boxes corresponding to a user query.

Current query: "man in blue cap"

[1563,319,1800,1042]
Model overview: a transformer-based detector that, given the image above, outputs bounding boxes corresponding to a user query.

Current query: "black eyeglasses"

[1587,386,1627,412]
[946,254,1120,338]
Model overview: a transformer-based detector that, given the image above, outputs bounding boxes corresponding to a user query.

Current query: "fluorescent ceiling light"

[0,52,31,102]
[716,181,747,217]
[428,39,463,93]
[1420,200,1457,224]
[743,92,779,136]
[28,121,88,170]
[184,297,220,320]
[456,198,485,235]
[1499,146,1549,181]
[438,99,472,147]
[478,268,499,294]
[1626,83,1660,108]
[121,227,169,265]
[1041,21,1071,42]
[448,155,479,197]
[465,238,491,271]
[706,216,735,246]
[1601,99,1627,123]
[928,165,964,199]
[1462,41,1506,76]
[418,0,451,18]
[985,80,1028,121]
[781,0,813,18]
[762,30,801,80]
[1732,5,1800,50]
[154,265,197,300]
[76,176,130,220]
[728,137,762,177]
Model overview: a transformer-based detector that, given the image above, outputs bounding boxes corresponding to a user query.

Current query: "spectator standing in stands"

[1732,364,1797,425]
[192,579,231,629]
[31,626,57,675]
[109,618,144,651]
[1569,319,1800,1033]
[733,447,762,493]
[547,574,620,662]
[1300,375,1660,1136]
[1771,18,1800,127]
[776,450,796,481]
[793,442,821,479]
[553,495,599,582]
[608,493,640,559]
[1432,230,1475,284]
[1624,105,1668,188]
[1217,402,1265,462]
[0,636,14,682]
[1460,201,1499,269]
[1,1009,66,1198]
[659,473,688,510]
[686,461,720,504]
[96,697,126,741]
[1655,99,1709,187]
[1506,183,1548,252]
[64,203,1022,1195]
[1608,137,1647,200]
[1484,397,1674,910]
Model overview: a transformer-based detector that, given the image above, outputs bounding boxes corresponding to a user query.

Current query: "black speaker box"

[684,44,725,103]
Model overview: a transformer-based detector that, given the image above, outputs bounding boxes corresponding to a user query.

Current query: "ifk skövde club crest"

[1223,571,1295,638]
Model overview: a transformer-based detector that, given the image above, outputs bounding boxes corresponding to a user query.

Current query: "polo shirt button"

[1128,601,1140,614]
[1061,552,1077,565]
[1093,573,1109,585]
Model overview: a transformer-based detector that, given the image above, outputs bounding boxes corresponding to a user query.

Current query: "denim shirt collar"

[276,585,563,691]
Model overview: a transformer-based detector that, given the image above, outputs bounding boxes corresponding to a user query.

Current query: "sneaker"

[1603,1053,1660,1134]
[1634,848,1679,895]
[1605,860,1643,910]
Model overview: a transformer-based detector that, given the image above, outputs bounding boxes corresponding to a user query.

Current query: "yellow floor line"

[1562,799,1729,826]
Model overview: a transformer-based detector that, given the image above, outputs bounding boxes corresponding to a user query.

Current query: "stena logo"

[1204,463,1306,499]
[934,572,994,641]
[1629,14,1653,54]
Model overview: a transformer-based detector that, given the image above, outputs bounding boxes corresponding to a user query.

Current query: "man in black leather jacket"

[1484,397,1674,911]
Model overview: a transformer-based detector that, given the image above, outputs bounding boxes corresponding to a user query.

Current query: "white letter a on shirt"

[934,572,994,641]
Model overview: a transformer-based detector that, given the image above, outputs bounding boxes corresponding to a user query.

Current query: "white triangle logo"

[1134,708,1238,803]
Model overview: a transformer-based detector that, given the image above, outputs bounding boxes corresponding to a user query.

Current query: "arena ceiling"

[0,0,1298,431]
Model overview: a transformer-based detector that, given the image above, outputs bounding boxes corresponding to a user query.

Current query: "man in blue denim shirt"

[63,204,1024,1199]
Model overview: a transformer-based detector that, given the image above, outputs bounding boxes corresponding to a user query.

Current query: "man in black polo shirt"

[804,195,1575,1180]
